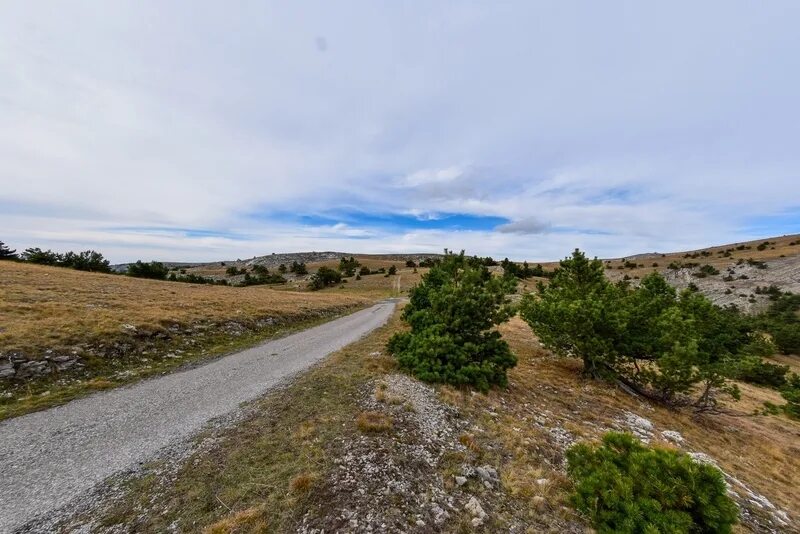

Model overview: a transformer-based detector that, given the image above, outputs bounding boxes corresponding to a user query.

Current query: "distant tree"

[0,241,17,260]
[359,265,371,276]
[278,263,287,274]
[308,266,342,290]
[405,259,416,268]
[21,247,62,265]
[19,247,110,272]
[290,261,308,275]
[338,256,361,277]
[252,264,269,275]
[387,265,397,276]
[126,260,169,280]
[62,250,111,272]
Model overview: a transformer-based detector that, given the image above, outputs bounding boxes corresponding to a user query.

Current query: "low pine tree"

[387,251,516,391]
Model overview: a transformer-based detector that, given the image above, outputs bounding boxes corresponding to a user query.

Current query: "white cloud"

[496,217,550,235]
[1,2,799,262]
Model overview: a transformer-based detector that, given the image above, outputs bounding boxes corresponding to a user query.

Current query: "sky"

[1,1,799,263]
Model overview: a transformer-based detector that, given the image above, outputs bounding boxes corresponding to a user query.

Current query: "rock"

[465,496,486,519]
[532,495,546,509]
[455,476,467,486]
[471,516,484,527]
[0,360,14,379]
[661,430,684,443]
[16,360,48,379]
[431,503,450,525]
[535,478,549,486]
[415,519,425,527]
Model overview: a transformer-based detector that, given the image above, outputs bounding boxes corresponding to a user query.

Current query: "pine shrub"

[566,432,738,534]
[387,251,516,391]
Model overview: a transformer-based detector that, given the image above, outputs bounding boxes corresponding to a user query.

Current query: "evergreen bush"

[566,432,738,534]
[387,251,516,391]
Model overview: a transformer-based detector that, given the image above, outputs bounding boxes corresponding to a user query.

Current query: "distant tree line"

[0,241,112,273]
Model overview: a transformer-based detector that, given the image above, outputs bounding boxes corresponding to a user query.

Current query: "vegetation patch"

[355,410,393,433]
[567,431,738,533]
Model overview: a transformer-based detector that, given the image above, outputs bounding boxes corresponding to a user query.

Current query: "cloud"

[1,2,799,262]
[496,218,550,235]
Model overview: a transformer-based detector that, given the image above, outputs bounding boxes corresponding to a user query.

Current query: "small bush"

[567,432,738,534]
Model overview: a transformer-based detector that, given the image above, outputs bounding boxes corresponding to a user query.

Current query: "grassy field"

[0,261,377,419]
[0,261,373,355]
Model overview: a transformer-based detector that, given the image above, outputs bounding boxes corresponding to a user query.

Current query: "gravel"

[0,301,395,533]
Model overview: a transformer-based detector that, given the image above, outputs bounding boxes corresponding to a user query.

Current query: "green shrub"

[387,265,397,275]
[772,324,800,355]
[387,251,516,391]
[735,357,788,388]
[567,432,738,534]
[289,261,308,275]
[127,260,169,280]
[338,256,360,277]
[781,374,800,419]
[308,266,342,290]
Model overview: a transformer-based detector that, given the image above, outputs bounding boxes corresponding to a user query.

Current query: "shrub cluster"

[289,261,308,275]
[692,264,720,278]
[387,251,517,391]
[20,247,112,273]
[520,250,754,410]
[338,256,361,277]
[500,258,553,279]
[308,266,342,290]
[167,272,229,285]
[418,257,440,268]
[225,266,248,276]
[126,260,169,279]
[567,432,738,533]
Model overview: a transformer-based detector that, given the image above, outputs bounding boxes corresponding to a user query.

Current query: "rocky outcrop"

[1,352,84,380]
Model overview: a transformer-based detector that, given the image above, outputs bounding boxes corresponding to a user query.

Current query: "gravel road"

[0,301,395,533]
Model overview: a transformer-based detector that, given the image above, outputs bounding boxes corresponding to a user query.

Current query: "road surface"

[0,301,395,532]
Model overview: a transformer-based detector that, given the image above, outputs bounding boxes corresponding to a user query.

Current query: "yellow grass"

[355,410,393,433]
[0,261,371,354]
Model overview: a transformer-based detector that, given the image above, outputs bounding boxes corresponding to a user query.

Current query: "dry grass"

[289,472,317,494]
[202,506,269,534]
[355,410,393,433]
[439,316,800,530]
[0,261,370,355]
